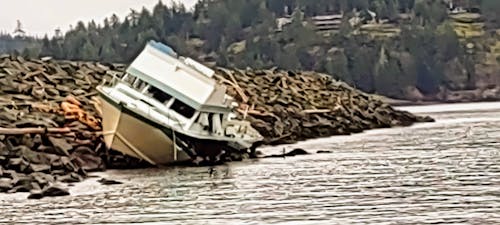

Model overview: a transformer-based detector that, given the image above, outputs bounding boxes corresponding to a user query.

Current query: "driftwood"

[0,127,72,135]
[302,109,333,114]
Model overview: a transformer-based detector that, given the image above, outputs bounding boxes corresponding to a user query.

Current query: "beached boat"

[97,41,263,165]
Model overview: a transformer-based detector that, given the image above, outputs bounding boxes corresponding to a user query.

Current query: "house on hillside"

[276,13,347,32]
[276,17,292,31]
[444,0,481,14]
[311,14,344,31]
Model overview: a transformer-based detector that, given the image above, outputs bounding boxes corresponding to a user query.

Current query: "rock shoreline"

[215,68,433,145]
[0,55,433,197]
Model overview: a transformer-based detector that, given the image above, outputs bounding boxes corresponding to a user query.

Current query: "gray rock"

[98,178,122,185]
[48,137,72,156]
[61,156,77,172]
[32,134,43,148]
[70,146,104,172]
[41,184,70,197]
[29,164,51,173]
[37,145,56,154]
[2,170,17,179]
[57,172,83,183]
[50,159,63,170]
[31,182,41,190]
[0,178,13,192]
[77,167,87,177]
[50,170,67,175]
[27,189,43,199]
[9,175,34,193]
[30,172,55,187]
[8,157,30,172]
[21,145,60,165]
[20,134,35,149]
[46,88,60,96]
[8,158,23,167]
[14,174,34,187]
[0,142,7,156]
[285,148,309,156]
[317,150,333,154]
[264,148,310,158]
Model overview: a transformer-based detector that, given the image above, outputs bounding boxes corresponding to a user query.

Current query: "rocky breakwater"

[0,55,433,198]
[0,55,131,198]
[215,68,434,145]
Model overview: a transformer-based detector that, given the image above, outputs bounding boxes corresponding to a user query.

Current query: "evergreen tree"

[81,40,99,60]
[21,0,497,97]
[323,49,350,83]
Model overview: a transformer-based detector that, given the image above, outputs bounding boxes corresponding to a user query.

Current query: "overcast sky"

[0,0,199,37]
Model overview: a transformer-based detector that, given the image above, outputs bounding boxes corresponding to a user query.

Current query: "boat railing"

[111,83,188,128]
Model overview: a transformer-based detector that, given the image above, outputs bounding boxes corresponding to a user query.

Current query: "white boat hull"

[100,95,191,165]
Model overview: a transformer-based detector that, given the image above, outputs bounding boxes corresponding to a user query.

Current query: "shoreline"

[382,97,500,107]
[0,55,434,198]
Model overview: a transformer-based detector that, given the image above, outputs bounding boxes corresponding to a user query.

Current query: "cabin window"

[133,79,146,89]
[147,86,172,104]
[123,74,137,86]
[171,100,195,119]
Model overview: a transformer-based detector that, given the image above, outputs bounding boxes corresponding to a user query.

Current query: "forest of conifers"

[1,0,499,99]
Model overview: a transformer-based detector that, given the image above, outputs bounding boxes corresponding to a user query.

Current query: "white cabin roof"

[127,41,228,112]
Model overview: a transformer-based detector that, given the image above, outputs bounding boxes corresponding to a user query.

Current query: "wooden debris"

[0,127,71,135]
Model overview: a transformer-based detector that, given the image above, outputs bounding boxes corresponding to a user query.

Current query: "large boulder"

[41,184,70,197]
[70,146,105,172]
[8,157,30,172]
[9,174,35,193]
[28,164,51,173]
[27,189,43,199]
[27,183,69,199]
[20,145,60,165]
[50,156,77,172]
[48,137,73,156]
[30,172,55,187]
[56,172,83,183]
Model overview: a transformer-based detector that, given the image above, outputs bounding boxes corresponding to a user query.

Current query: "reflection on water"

[1,102,500,224]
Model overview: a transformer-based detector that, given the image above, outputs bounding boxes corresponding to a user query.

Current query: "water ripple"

[1,103,499,224]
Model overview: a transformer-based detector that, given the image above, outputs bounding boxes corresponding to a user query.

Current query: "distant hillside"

[13,0,500,101]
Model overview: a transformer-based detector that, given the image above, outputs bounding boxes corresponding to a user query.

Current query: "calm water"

[1,102,500,224]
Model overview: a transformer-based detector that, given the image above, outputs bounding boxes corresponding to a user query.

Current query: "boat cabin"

[111,41,236,138]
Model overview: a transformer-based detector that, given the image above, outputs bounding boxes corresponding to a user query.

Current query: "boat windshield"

[148,86,172,104]
[120,73,196,120]
[171,99,196,119]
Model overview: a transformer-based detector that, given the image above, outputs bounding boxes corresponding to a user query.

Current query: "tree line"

[3,0,500,98]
